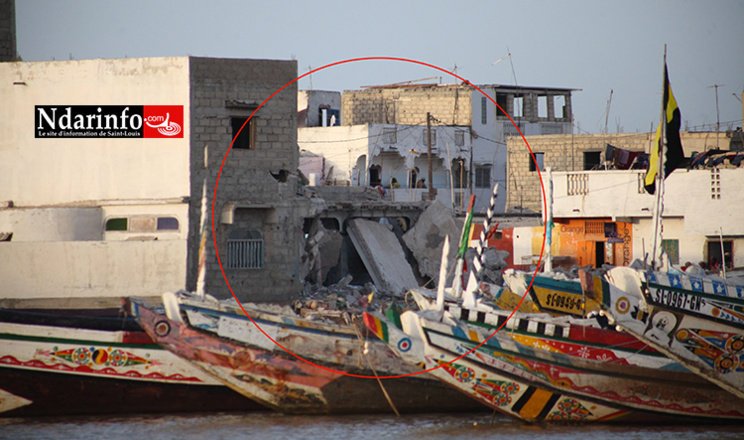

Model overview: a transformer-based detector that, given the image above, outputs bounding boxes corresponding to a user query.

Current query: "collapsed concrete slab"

[402,200,462,286]
[347,218,419,297]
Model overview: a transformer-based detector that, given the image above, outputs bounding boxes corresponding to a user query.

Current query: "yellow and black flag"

[644,63,685,195]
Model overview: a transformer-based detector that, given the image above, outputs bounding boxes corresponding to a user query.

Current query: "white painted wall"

[0,58,191,207]
[0,207,102,242]
[552,169,744,236]
[298,125,370,184]
[0,240,187,299]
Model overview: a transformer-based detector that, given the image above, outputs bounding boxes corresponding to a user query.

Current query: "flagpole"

[651,46,667,270]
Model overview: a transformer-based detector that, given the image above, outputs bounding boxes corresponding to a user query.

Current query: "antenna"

[709,84,724,149]
[492,47,518,85]
[603,89,613,134]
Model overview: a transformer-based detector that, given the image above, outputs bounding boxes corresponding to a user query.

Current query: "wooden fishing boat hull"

[364,311,658,424]
[582,268,744,400]
[0,318,263,417]
[423,311,744,421]
[132,301,484,415]
[177,298,421,376]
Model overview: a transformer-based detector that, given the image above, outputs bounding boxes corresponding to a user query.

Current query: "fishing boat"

[405,282,744,421]
[365,301,744,423]
[0,307,264,417]
[130,295,485,415]
[364,309,646,423]
[582,267,744,400]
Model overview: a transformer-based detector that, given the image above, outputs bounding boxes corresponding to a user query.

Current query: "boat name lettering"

[545,292,583,311]
[653,288,704,312]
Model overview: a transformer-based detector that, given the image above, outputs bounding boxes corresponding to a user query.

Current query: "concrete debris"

[303,220,343,286]
[402,200,461,286]
[464,247,509,286]
[347,218,419,297]
[294,278,410,321]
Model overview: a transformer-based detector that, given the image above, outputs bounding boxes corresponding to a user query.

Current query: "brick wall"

[188,57,302,302]
[0,0,16,62]
[342,85,473,126]
[506,131,729,212]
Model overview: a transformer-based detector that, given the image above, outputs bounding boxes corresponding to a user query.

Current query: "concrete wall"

[188,57,302,302]
[0,240,187,299]
[506,131,731,212]
[0,58,192,206]
[299,125,370,185]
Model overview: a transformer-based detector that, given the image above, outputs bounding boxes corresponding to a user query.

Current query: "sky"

[15,0,744,135]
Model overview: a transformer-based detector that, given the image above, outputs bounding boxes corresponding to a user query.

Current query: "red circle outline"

[212,57,547,379]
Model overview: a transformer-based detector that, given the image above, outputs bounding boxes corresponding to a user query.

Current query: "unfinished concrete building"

[342,83,577,213]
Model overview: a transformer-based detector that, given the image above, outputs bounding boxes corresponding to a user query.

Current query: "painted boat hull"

[582,268,744,400]
[133,301,484,415]
[364,311,656,423]
[0,317,263,417]
[423,312,744,421]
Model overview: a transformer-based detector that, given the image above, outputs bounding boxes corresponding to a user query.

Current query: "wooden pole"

[427,112,434,201]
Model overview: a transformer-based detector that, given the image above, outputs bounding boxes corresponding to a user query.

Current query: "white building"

[0,56,304,305]
[299,123,473,212]
[547,168,744,269]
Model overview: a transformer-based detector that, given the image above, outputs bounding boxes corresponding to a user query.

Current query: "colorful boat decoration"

[173,293,422,376]
[366,304,744,423]
[502,269,601,317]
[0,310,264,417]
[417,284,744,420]
[581,267,744,400]
[363,310,643,423]
[131,298,484,415]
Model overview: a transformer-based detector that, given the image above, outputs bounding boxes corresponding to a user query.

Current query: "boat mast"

[650,46,667,269]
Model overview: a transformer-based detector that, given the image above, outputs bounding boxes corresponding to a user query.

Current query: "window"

[231,116,255,150]
[708,240,732,269]
[513,95,524,118]
[319,107,340,127]
[382,127,397,144]
[227,229,264,269]
[481,97,488,124]
[538,95,548,119]
[584,151,601,170]
[105,218,128,231]
[105,216,179,232]
[369,165,382,187]
[422,128,436,146]
[157,217,179,231]
[454,130,465,147]
[475,165,491,188]
[496,93,508,117]
[554,95,566,119]
[529,152,544,172]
